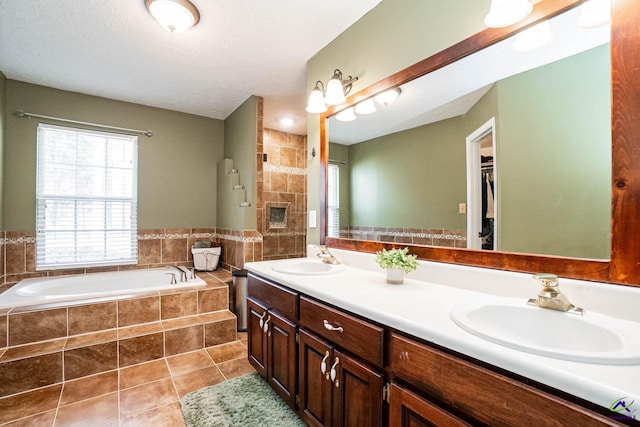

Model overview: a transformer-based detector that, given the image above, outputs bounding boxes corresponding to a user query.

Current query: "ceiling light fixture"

[374,88,402,106]
[145,0,201,33]
[306,69,359,114]
[484,0,533,28]
[279,117,296,127]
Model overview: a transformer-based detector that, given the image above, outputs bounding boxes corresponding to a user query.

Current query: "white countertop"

[245,247,640,417]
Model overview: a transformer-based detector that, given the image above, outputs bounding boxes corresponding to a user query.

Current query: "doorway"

[466,118,497,250]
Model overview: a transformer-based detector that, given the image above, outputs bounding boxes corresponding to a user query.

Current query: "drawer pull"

[320,351,330,380]
[323,320,344,333]
[258,311,267,329]
[330,357,340,388]
[262,315,271,333]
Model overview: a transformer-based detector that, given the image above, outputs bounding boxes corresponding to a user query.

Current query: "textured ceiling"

[0,0,382,135]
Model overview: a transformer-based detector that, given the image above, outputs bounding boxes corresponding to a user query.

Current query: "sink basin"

[272,260,346,276]
[450,302,640,365]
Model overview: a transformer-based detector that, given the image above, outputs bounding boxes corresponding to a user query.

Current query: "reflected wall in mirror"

[327,4,611,260]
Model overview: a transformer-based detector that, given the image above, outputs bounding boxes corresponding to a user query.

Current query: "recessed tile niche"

[267,204,289,230]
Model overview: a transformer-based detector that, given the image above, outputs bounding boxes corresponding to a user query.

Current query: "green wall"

[218,96,259,230]
[497,44,610,258]
[4,80,224,230]
[340,84,497,230]
[306,0,493,244]
[0,72,6,229]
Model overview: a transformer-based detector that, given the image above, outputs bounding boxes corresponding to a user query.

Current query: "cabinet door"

[268,310,297,409]
[388,383,471,427]
[299,329,333,427]
[331,349,384,427]
[247,298,268,377]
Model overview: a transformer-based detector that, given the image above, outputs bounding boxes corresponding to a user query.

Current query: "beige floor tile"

[217,357,256,380]
[0,384,62,425]
[165,349,214,375]
[119,402,186,427]
[206,341,248,363]
[172,365,226,398]
[119,378,178,418]
[119,359,171,390]
[54,392,118,427]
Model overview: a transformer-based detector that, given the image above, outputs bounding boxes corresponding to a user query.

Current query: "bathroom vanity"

[245,249,640,426]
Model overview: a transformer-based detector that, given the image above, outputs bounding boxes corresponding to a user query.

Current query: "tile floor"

[0,334,254,427]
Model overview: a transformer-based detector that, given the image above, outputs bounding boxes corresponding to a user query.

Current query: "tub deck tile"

[0,337,67,362]
[65,330,118,350]
[118,321,164,340]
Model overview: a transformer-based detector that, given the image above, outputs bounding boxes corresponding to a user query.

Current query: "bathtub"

[0,268,207,309]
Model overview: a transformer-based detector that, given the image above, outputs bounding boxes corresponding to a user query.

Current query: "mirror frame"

[319,0,640,286]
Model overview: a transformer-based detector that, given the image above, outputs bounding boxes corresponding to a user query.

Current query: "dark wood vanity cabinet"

[298,296,385,426]
[247,275,299,409]
[248,273,626,426]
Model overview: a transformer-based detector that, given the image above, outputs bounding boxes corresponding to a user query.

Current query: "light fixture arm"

[331,69,359,95]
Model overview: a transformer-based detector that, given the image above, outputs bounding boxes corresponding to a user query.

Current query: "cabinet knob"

[320,351,330,380]
[323,319,344,333]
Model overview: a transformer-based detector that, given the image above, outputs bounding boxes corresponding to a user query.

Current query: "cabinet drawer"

[247,274,299,321]
[299,296,384,367]
[390,333,614,427]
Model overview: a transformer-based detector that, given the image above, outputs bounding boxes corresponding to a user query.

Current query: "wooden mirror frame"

[319,0,640,286]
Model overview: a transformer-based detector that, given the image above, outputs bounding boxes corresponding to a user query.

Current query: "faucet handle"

[533,273,558,287]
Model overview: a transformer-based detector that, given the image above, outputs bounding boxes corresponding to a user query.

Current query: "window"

[327,163,340,238]
[36,124,138,269]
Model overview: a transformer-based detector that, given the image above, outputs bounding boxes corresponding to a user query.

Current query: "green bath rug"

[180,372,305,427]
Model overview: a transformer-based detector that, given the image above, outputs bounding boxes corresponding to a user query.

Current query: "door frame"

[466,117,497,250]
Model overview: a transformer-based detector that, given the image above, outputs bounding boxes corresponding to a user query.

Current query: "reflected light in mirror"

[374,88,402,106]
[484,0,533,28]
[511,21,554,53]
[354,99,377,115]
[577,0,611,28]
[336,107,356,122]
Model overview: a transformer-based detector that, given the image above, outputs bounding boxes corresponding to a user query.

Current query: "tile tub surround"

[0,271,236,400]
[1,228,223,286]
[0,338,253,426]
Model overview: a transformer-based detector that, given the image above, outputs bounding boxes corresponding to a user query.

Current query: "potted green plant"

[375,247,418,284]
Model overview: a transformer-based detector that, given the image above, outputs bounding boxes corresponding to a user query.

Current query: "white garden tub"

[0,268,206,309]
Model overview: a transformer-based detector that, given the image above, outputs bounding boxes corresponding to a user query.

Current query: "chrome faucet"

[527,273,583,315]
[316,245,341,264]
[166,265,188,282]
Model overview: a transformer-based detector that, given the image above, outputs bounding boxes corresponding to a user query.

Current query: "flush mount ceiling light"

[145,0,201,33]
[306,69,359,113]
[374,88,401,106]
[484,0,533,28]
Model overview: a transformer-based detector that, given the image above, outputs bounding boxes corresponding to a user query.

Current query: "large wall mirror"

[320,0,640,286]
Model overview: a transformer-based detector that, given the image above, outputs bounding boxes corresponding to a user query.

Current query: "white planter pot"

[386,268,405,284]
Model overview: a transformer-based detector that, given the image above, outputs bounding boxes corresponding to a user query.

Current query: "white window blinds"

[327,163,340,238]
[36,124,138,270]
